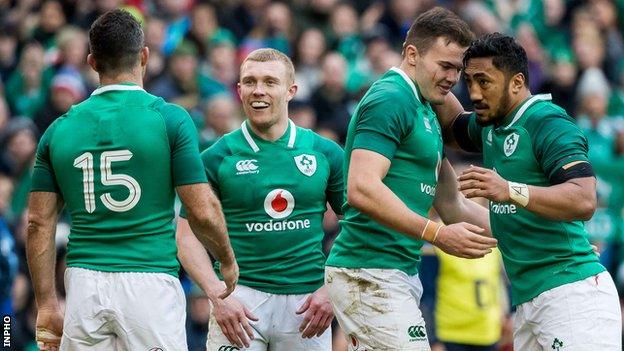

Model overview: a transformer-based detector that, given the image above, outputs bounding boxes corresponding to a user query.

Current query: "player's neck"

[504,90,532,118]
[248,117,289,142]
[98,68,144,88]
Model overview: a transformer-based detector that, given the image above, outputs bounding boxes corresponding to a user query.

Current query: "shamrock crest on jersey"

[503,132,519,156]
[294,154,317,176]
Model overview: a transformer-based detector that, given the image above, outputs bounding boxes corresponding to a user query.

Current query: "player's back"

[40,84,185,275]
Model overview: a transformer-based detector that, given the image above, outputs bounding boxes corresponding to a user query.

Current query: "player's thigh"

[512,306,541,351]
[207,285,268,351]
[325,267,430,351]
[532,272,621,351]
[113,272,188,351]
[269,293,332,351]
[61,268,117,351]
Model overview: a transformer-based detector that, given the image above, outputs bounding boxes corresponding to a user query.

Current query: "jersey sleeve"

[160,103,208,186]
[467,113,484,150]
[178,138,229,219]
[351,90,411,160]
[316,136,345,215]
[531,114,590,179]
[31,121,60,193]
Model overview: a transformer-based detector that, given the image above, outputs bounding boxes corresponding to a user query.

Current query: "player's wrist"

[508,181,529,207]
[420,219,445,243]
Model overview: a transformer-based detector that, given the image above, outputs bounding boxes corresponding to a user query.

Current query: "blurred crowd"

[0,0,623,350]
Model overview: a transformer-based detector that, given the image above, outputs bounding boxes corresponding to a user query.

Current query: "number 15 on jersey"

[73,150,142,213]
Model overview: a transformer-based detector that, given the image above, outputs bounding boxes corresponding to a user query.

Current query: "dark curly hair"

[463,32,529,87]
[88,9,144,75]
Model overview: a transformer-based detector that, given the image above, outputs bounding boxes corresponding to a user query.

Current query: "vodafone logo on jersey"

[264,189,295,219]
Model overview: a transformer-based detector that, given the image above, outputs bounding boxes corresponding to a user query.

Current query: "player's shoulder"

[149,98,191,122]
[525,101,577,131]
[301,127,343,156]
[200,129,238,161]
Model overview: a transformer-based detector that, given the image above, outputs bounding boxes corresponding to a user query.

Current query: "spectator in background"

[238,1,293,60]
[148,41,227,113]
[327,2,363,65]
[206,42,239,95]
[590,0,624,84]
[376,0,422,50]
[34,68,86,133]
[0,118,37,227]
[144,16,168,85]
[310,52,355,143]
[54,26,95,89]
[609,61,624,118]
[293,28,326,102]
[0,174,17,317]
[159,0,192,56]
[0,27,18,83]
[199,94,239,150]
[5,42,52,119]
[185,3,236,60]
[30,0,67,64]
[224,0,269,42]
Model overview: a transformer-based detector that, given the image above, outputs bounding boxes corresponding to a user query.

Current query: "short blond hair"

[240,48,295,84]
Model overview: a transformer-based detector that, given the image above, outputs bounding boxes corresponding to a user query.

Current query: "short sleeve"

[179,138,229,219]
[351,91,410,160]
[317,137,344,215]
[531,115,589,179]
[31,122,60,193]
[467,113,484,151]
[160,103,208,186]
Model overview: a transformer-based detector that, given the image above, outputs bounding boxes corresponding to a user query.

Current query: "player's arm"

[433,158,492,236]
[459,114,597,222]
[176,216,256,348]
[348,149,496,258]
[177,183,237,293]
[27,191,64,350]
[459,163,596,221]
[432,93,483,152]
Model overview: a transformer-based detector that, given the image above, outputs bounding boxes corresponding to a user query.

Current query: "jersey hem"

[66,263,179,278]
[512,263,605,306]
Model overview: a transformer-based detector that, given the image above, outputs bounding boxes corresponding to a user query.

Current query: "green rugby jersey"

[326,68,443,275]
[182,119,344,294]
[31,83,207,277]
[464,94,604,305]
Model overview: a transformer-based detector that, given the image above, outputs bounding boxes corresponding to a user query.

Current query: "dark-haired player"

[435,32,621,351]
[27,9,237,351]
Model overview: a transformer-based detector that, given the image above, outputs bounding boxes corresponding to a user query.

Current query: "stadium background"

[0,0,623,349]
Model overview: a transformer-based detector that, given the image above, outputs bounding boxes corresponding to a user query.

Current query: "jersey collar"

[502,93,552,129]
[91,83,145,96]
[389,67,421,103]
[241,119,296,153]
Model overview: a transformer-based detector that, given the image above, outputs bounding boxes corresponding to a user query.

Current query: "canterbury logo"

[218,346,240,351]
[407,325,426,339]
[235,159,259,175]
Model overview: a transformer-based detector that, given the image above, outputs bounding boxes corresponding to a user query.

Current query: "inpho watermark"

[3,315,10,347]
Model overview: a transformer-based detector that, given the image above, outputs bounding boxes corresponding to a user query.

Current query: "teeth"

[251,101,269,108]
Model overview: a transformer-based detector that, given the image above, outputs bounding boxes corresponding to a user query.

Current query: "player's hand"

[434,222,498,258]
[295,285,334,338]
[458,165,510,202]
[212,295,259,348]
[218,260,239,299]
[36,304,64,351]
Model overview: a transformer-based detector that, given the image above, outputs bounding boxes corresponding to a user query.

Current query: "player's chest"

[217,151,330,206]
[482,128,541,180]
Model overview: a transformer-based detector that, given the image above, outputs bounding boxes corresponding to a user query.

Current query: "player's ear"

[140,47,149,67]
[510,72,525,94]
[404,44,419,66]
[87,54,98,72]
[286,83,298,102]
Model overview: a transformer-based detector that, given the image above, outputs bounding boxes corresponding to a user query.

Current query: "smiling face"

[237,59,297,131]
[412,37,466,105]
[464,57,516,126]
